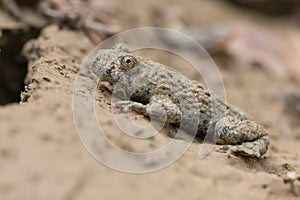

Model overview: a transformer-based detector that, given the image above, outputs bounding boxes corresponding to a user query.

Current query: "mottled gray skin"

[91,43,269,157]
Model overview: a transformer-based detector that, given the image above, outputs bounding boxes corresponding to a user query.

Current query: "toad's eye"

[120,56,137,69]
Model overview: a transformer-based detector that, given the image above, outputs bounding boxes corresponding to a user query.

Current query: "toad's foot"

[214,116,269,157]
[217,135,269,157]
[113,100,147,114]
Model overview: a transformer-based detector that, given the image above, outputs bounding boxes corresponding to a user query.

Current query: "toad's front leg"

[113,94,182,124]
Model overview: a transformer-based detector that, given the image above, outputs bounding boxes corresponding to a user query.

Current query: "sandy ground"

[1,0,300,199]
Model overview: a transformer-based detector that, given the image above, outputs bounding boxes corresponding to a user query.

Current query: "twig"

[1,0,22,19]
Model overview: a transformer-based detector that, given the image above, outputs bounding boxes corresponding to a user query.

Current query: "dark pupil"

[125,59,131,64]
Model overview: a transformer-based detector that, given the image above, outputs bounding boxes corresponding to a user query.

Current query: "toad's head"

[91,43,139,84]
